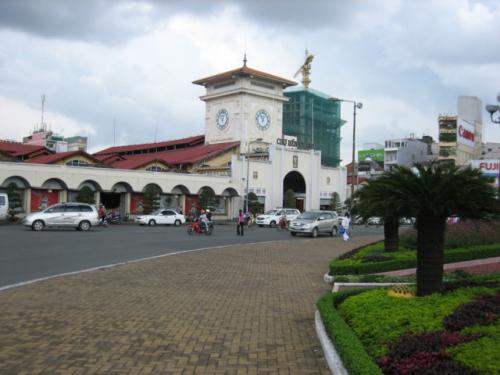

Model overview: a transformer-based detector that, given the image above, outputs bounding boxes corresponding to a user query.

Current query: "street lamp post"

[485,94,500,124]
[329,97,363,201]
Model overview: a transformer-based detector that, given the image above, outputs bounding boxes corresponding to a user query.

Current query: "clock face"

[255,110,271,131]
[216,109,229,130]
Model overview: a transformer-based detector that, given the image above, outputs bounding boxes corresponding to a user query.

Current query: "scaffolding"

[283,87,342,167]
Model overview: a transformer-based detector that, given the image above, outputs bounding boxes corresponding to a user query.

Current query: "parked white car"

[0,193,8,221]
[23,202,99,231]
[256,208,300,227]
[135,209,186,226]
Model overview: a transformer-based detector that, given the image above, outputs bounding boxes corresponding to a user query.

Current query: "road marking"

[0,240,286,292]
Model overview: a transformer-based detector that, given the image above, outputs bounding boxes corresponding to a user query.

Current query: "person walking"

[341,213,351,241]
[237,209,245,236]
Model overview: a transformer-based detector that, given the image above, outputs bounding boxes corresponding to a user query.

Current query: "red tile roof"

[107,141,239,170]
[27,151,100,164]
[0,140,52,157]
[193,65,297,87]
[94,135,205,156]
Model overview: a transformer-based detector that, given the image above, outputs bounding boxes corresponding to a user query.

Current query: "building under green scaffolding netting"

[283,86,343,167]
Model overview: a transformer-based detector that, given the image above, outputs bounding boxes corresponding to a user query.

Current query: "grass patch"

[449,324,500,374]
[336,287,498,358]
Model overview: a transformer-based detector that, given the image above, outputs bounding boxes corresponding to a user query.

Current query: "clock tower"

[193,60,296,150]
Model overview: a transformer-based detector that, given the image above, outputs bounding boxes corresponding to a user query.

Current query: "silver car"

[23,202,99,231]
[289,210,339,238]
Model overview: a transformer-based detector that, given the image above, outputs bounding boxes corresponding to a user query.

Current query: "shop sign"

[358,149,384,161]
[470,159,500,177]
[457,118,475,148]
[276,137,313,150]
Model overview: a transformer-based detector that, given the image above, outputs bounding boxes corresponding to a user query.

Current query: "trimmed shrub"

[317,292,383,375]
[444,292,500,331]
[330,243,500,275]
[442,280,500,293]
[401,221,500,249]
[361,255,394,263]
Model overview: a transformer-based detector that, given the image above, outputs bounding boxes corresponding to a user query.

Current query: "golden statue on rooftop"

[294,50,314,88]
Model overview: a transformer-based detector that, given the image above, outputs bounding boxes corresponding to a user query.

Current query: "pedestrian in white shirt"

[341,213,351,241]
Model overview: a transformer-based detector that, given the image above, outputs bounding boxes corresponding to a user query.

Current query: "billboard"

[470,160,500,177]
[457,118,475,148]
[358,149,384,162]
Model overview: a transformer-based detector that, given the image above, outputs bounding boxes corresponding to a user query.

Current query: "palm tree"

[354,180,405,252]
[375,163,499,296]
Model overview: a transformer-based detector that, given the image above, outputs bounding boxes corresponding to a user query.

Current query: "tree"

[373,163,499,296]
[247,192,263,214]
[354,179,405,252]
[6,183,22,220]
[329,192,342,213]
[143,185,161,214]
[284,189,295,208]
[199,188,215,210]
[76,186,95,204]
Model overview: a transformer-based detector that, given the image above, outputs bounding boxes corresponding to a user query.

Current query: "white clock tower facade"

[193,63,296,151]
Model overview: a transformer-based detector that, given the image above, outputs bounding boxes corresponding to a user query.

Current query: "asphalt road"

[0,222,383,287]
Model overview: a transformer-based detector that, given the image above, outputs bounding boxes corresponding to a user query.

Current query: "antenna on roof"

[40,94,46,132]
[243,53,247,67]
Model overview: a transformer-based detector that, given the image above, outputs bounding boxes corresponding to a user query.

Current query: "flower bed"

[318,278,500,374]
[329,242,500,275]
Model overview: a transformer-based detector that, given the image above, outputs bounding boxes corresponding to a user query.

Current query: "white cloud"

[0,0,498,165]
[0,96,96,141]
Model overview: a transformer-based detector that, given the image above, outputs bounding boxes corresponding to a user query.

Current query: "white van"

[0,193,8,221]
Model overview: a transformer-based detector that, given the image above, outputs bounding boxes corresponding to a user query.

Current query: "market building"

[0,61,347,219]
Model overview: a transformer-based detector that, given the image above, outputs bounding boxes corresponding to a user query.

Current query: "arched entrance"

[283,171,306,211]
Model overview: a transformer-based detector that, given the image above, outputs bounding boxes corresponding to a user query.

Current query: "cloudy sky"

[0,0,499,164]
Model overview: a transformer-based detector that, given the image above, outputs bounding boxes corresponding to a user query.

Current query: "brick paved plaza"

[0,235,381,375]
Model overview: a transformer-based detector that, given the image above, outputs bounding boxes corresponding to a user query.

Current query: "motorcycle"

[105,211,120,224]
[187,220,213,235]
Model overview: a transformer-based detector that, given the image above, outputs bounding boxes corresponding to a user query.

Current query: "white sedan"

[135,209,186,226]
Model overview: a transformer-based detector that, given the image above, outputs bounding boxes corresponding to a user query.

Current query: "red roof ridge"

[94,134,205,156]
[193,65,296,87]
[27,150,100,164]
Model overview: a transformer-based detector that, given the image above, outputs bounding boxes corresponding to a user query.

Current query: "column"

[95,191,101,207]
[59,190,67,203]
[124,192,131,219]
[24,188,31,214]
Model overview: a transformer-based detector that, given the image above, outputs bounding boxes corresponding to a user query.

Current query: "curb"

[315,310,348,375]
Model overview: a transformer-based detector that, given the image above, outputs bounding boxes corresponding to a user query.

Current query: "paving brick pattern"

[0,235,381,375]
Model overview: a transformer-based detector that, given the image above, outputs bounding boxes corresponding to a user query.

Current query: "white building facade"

[0,64,347,218]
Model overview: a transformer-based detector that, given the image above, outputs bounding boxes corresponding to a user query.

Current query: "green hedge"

[330,243,500,275]
[317,291,383,375]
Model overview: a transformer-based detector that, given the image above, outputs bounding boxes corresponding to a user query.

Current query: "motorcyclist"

[199,209,209,232]
[98,204,106,225]
[279,210,287,229]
